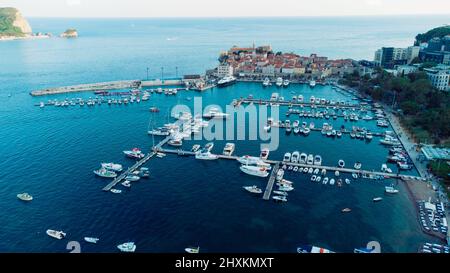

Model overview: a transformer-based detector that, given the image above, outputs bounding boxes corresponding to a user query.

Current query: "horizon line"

[25,13,450,19]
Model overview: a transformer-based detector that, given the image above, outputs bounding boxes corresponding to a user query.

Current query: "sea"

[0,15,448,253]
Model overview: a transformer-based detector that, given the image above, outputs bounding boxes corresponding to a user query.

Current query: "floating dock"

[263,163,280,200]
[239,98,371,110]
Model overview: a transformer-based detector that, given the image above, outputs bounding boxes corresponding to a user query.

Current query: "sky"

[2,0,450,17]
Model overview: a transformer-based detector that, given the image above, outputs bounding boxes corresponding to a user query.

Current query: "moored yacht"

[243,185,263,194]
[223,143,235,156]
[299,153,307,164]
[260,148,270,160]
[217,75,236,87]
[314,155,322,166]
[306,154,314,165]
[123,148,145,159]
[240,165,269,177]
[195,151,219,160]
[291,151,300,163]
[275,77,283,87]
[94,168,117,178]
[283,79,290,87]
[338,160,345,168]
[203,107,229,119]
[262,77,271,87]
[283,152,292,162]
[309,80,316,87]
[101,163,123,172]
[385,185,399,194]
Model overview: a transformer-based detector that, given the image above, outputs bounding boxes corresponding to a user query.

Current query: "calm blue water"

[1,16,447,253]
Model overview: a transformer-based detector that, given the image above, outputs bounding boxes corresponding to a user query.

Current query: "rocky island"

[60,28,78,38]
[0,7,32,39]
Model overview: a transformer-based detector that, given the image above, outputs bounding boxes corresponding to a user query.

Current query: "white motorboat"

[191,144,201,152]
[203,107,229,119]
[277,185,294,192]
[185,247,200,253]
[316,176,321,182]
[262,77,271,87]
[240,165,269,177]
[168,138,183,147]
[293,166,298,172]
[46,229,66,240]
[321,169,326,175]
[283,79,290,87]
[311,175,317,182]
[313,168,320,174]
[217,75,237,87]
[125,175,140,182]
[84,237,99,244]
[329,178,335,185]
[291,151,300,163]
[273,190,288,196]
[307,154,314,165]
[308,167,314,174]
[117,242,136,252]
[121,181,131,188]
[385,185,399,194]
[354,162,362,170]
[110,189,122,194]
[243,185,263,194]
[345,178,350,185]
[195,152,219,160]
[309,80,316,87]
[101,163,123,172]
[373,197,383,202]
[237,155,269,167]
[352,173,358,179]
[123,148,145,159]
[156,152,166,158]
[283,152,292,162]
[335,170,340,176]
[338,160,345,168]
[273,195,288,202]
[313,155,322,166]
[223,143,235,156]
[260,148,270,160]
[300,153,307,164]
[17,192,33,201]
[275,77,283,87]
[276,169,285,181]
[322,177,329,184]
[94,168,117,178]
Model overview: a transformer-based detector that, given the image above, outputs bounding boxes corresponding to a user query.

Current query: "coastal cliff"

[60,28,78,38]
[0,7,32,38]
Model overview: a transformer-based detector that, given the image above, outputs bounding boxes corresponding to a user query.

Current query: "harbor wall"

[30,80,141,96]
[141,79,183,87]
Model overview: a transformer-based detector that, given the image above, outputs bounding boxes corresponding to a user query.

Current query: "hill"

[415,25,450,44]
[0,7,32,37]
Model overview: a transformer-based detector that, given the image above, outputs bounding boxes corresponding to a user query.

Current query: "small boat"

[316,176,321,182]
[195,152,219,160]
[314,155,322,166]
[240,165,269,177]
[168,139,183,147]
[94,168,117,178]
[334,170,340,176]
[84,237,99,244]
[276,169,285,180]
[117,242,136,252]
[275,77,283,87]
[223,143,235,156]
[17,192,33,201]
[307,154,314,165]
[385,186,399,194]
[191,144,201,152]
[273,190,288,196]
[300,153,307,164]
[243,185,263,194]
[322,177,329,184]
[311,175,317,182]
[303,167,309,174]
[313,168,319,174]
[283,79,290,87]
[345,178,351,185]
[309,80,316,88]
[121,181,131,187]
[308,167,314,174]
[373,197,383,202]
[101,163,123,172]
[262,77,270,87]
[321,169,326,175]
[293,166,298,172]
[46,229,66,240]
[156,152,166,158]
[342,208,351,213]
[291,151,300,163]
[352,173,358,179]
[260,148,270,160]
[125,175,140,182]
[354,162,362,170]
[149,107,160,112]
[338,160,345,168]
[273,195,288,202]
[283,152,292,162]
[330,178,335,185]
[185,247,200,253]
[110,189,122,194]
[123,148,145,159]
[278,185,294,192]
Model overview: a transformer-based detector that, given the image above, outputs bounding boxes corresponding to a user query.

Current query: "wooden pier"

[263,163,280,200]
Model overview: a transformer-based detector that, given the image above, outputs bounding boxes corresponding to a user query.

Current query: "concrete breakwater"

[30,80,141,96]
